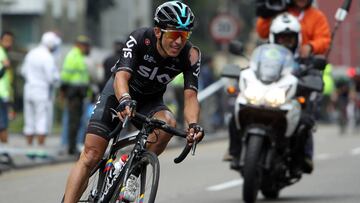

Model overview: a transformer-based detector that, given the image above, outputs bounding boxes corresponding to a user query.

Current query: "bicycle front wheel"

[61,159,107,203]
[111,151,160,203]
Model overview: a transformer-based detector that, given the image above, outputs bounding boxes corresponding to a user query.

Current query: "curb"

[0,130,227,173]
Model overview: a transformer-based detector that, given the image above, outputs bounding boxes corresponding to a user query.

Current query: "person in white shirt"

[21,31,61,146]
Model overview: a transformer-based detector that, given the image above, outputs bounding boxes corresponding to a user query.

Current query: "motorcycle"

[221,0,352,202]
[222,43,326,203]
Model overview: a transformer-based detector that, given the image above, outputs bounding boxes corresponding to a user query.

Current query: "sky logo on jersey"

[137,65,172,84]
[192,61,201,78]
[123,36,137,58]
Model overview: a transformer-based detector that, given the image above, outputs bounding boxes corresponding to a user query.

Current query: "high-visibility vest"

[61,47,89,85]
[322,64,335,96]
[0,46,11,100]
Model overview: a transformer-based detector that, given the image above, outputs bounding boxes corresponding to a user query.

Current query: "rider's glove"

[188,123,205,142]
[116,94,135,113]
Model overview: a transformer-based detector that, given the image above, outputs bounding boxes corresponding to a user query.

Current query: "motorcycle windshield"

[250,44,295,84]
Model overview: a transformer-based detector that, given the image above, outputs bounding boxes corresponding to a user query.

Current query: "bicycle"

[62,101,196,203]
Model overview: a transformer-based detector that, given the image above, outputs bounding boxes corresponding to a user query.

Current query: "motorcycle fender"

[239,131,267,168]
[246,127,267,136]
[234,96,247,130]
[285,100,301,137]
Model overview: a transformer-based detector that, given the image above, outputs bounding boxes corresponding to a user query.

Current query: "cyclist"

[63,1,204,202]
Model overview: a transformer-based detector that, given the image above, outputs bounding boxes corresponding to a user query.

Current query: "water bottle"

[114,154,128,175]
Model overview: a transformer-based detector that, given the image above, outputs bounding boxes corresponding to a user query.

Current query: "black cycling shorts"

[87,77,170,141]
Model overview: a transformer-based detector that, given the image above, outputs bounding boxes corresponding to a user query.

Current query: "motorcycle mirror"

[335,0,352,22]
[221,64,241,79]
[229,40,244,56]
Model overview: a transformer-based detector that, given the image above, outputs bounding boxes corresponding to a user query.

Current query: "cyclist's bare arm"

[114,70,131,100]
[184,47,203,143]
[184,46,201,124]
[114,70,132,120]
[184,89,200,125]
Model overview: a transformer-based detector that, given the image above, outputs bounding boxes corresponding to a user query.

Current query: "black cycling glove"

[116,97,136,113]
[188,123,205,142]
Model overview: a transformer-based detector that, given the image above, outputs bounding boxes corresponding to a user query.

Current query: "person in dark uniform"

[63,2,204,202]
[60,35,91,155]
[101,38,125,90]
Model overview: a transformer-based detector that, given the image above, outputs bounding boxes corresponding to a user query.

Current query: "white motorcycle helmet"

[269,12,301,54]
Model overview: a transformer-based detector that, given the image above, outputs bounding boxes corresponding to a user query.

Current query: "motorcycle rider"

[229,5,330,173]
[258,0,331,174]
[256,0,331,58]
[269,13,318,174]
[227,12,301,170]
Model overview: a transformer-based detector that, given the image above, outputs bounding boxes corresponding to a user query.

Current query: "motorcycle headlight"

[244,85,264,105]
[264,87,286,107]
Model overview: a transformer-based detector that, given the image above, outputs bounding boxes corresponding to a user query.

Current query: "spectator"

[60,35,91,155]
[101,38,125,90]
[319,64,335,122]
[199,56,223,129]
[0,31,14,146]
[198,56,214,90]
[21,31,61,147]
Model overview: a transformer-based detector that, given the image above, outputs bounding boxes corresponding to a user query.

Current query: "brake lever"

[122,101,137,128]
[191,140,197,155]
[122,115,129,128]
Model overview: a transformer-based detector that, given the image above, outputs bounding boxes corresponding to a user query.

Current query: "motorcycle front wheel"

[242,135,264,203]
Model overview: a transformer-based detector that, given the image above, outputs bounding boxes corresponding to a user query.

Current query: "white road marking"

[206,179,243,191]
[350,147,360,155]
[207,148,360,192]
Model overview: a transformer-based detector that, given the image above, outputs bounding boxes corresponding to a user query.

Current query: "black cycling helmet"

[154,1,195,31]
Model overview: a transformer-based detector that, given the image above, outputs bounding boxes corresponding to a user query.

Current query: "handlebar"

[132,112,195,164]
[113,99,196,163]
[174,145,192,164]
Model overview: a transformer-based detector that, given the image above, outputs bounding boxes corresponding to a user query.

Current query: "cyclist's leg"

[64,134,108,202]
[64,77,121,202]
[135,97,174,156]
[147,110,176,155]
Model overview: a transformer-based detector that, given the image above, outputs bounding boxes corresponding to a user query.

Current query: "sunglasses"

[161,29,192,40]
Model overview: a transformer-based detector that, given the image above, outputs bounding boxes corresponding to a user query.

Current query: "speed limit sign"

[210,14,240,43]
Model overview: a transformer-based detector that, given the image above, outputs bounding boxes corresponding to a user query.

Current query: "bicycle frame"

[98,112,191,202]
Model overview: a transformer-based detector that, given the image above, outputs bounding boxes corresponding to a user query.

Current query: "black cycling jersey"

[111,27,200,99]
[87,27,201,140]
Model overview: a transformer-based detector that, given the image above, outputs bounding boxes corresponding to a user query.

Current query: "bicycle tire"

[61,159,107,203]
[110,151,160,203]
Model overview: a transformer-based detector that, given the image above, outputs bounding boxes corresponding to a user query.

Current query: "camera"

[255,0,291,18]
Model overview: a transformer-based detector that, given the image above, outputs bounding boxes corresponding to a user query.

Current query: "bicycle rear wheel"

[111,151,160,203]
